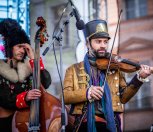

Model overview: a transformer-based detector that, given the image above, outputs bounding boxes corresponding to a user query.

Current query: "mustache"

[96,48,106,52]
[14,53,24,57]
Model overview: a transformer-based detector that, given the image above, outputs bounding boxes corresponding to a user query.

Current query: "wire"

[52,42,63,91]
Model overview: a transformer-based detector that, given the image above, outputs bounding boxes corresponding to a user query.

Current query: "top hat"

[84,19,110,40]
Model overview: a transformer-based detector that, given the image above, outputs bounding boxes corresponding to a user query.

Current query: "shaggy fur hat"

[0,18,30,58]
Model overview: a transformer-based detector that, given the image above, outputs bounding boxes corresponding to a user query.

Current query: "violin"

[96,53,153,73]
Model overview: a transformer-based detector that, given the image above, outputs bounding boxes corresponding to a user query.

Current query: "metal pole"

[59,41,63,81]
[7,0,9,18]
[17,0,19,22]
[25,0,30,34]
[59,39,65,132]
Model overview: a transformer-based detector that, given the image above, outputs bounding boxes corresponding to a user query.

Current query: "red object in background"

[0,45,4,51]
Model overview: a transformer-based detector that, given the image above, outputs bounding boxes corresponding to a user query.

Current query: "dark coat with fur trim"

[0,59,51,110]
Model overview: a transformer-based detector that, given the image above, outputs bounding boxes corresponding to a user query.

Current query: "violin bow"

[102,9,123,87]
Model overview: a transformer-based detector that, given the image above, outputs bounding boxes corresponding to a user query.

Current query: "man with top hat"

[64,19,152,132]
[0,18,51,132]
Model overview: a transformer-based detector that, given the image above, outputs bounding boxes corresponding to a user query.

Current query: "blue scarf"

[84,53,116,132]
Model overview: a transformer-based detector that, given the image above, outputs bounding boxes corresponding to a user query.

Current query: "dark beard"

[94,48,107,58]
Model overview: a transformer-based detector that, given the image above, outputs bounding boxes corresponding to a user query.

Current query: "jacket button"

[116,84,119,88]
[117,102,120,106]
[117,92,120,96]
[114,76,118,80]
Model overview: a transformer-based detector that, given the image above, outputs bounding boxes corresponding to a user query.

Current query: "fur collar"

[0,60,32,83]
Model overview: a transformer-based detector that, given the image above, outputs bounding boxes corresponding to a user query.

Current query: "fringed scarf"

[84,53,116,132]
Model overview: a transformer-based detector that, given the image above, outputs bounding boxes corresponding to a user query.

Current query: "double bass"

[12,17,63,132]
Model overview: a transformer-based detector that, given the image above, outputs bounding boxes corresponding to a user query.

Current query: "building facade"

[106,0,153,131]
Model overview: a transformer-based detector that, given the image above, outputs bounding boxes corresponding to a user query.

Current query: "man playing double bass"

[64,19,152,131]
[0,18,51,132]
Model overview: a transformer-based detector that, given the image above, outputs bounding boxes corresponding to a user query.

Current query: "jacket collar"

[0,59,32,83]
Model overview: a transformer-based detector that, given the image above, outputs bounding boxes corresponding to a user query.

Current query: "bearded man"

[64,19,151,132]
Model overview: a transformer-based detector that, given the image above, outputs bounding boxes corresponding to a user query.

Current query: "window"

[88,0,101,20]
[125,0,147,20]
